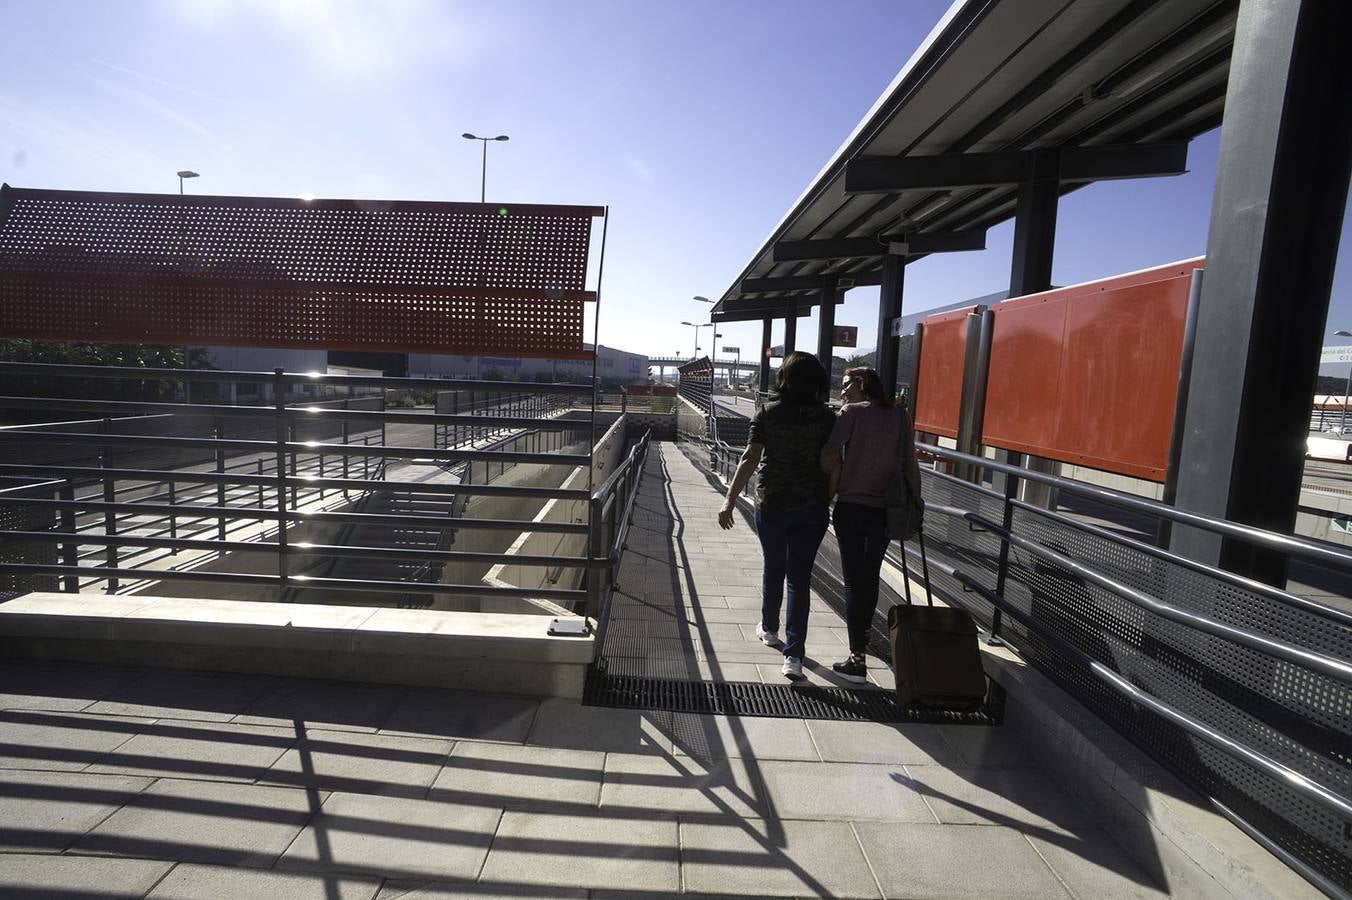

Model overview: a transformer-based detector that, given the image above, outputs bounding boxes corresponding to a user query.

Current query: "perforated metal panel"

[916,468,1352,890]
[0,186,601,358]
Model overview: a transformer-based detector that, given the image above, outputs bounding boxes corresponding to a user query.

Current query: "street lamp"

[461,133,509,202]
[176,170,199,194]
[1336,330,1352,433]
[680,321,710,360]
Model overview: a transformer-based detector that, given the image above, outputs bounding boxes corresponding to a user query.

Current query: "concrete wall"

[482,415,628,610]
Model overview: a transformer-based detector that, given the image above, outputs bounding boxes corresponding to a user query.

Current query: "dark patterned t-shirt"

[748,397,836,511]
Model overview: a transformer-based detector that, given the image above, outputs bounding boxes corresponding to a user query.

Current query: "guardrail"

[0,362,618,612]
[907,442,1352,895]
[585,430,652,650]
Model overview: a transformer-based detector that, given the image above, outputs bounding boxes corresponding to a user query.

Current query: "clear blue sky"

[2,0,1348,373]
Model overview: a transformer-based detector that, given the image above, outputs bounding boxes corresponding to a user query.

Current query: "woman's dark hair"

[843,366,893,406]
[775,351,829,403]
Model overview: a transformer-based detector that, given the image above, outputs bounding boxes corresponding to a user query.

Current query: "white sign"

[1321,345,1352,364]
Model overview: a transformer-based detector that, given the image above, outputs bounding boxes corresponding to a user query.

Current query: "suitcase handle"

[897,526,934,607]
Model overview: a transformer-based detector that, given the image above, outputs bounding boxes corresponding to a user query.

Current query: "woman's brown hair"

[843,366,892,406]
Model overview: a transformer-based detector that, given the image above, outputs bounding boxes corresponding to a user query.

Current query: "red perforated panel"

[0,186,602,358]
[913,308,975,439]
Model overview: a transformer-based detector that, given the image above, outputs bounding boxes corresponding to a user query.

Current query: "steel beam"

[783,305,797,354]
[739,271,880,293]
[816,282,837,372]
[844,142,1187,193]
[875,254,905,399]
[1171,0,1352,586]
[772,229,986,262]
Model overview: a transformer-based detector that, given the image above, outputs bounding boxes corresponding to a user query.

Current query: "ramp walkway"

[599,441,894,689]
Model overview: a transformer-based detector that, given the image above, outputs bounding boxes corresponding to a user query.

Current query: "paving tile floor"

[0,443,1175,898]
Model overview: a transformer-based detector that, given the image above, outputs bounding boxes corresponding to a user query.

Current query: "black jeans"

[832,500,890,655]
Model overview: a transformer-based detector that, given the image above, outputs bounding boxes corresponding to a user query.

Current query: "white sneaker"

[781,656,803,680]
[755,623,781,646]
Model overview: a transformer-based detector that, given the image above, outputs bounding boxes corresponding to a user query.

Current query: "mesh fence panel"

[917,468,1352,890]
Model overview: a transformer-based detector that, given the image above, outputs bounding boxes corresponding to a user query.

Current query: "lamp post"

[176,170,199,194]
[1336,329,1352,433]
[680,321,710,360]
[461,133,509,202]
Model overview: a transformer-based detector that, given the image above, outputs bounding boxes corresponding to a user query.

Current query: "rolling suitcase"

[889,527,987,709]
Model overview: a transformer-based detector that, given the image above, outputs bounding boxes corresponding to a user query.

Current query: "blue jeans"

[832,500,890,654]
[754,503,829,659]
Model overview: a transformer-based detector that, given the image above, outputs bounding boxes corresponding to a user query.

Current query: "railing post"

[58,482,78,593]
[342,420,351,498]
[273,369,290,598]
[214,415,227,541]
[167,478,178,552]
[100,418,118,592]
[256,459,265,508]
[987,452,1024,645]
[288,419,298,508]
[587,494,605,629]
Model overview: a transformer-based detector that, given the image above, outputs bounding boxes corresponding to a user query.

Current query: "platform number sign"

[833,326,858,348]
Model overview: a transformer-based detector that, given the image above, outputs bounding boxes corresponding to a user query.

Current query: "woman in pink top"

[819,367,905,683]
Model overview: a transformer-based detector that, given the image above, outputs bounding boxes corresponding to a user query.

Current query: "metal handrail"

[906,544,1352,826]
[0,464,591,500]
[922,466,1352,629]
[918,442,1352,570]
[0,430,591,466]
[925,501,1352,686]
[0,495,588,533]
[0,360,596,394]
[0,530,592,569]
[0,395,593,431]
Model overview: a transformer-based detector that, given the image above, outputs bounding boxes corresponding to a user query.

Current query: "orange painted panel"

[913,307,976,439]
[981,294,1067,457]
[981,258,1201,481]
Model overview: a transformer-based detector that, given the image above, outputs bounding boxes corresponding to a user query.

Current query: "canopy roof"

[712,0,1236,323]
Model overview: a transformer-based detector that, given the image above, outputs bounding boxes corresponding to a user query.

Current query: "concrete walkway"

[0,443,1172,898]
[600,441,895,687]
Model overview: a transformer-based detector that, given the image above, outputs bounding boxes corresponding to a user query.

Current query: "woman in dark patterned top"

[717,352,835,680]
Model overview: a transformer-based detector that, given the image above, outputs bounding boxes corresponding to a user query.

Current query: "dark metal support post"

[1157,268,1204,548]
[100,418,118,592]
[1008,149,1061,508]
[58,482,77,593]
[876,254,905,399]
[953,309,991,482]
[816,282,837,372]
[273,369,291,598]
[782,306,797,355]
[214,416,226,541]
[1172,0,1352,585]
[759,318,772,396]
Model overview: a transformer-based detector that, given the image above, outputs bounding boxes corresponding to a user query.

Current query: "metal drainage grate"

[583,669,1002,725]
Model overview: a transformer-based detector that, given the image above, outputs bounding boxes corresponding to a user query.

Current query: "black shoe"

[831,656,869,684]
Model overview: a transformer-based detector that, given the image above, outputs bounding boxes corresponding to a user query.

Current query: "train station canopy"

[711,0,1236,323]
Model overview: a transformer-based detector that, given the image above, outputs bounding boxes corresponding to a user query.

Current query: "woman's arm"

[718,442,764,529]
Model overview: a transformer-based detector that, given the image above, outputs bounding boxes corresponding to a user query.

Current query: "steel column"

[782,306,797,354]
[816,282,837,371]
[1008,150,1059,298]
[1007,149,1061,507]
[875,254,905,399]
[1172,0,1352,586]
[759,318,772,395]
